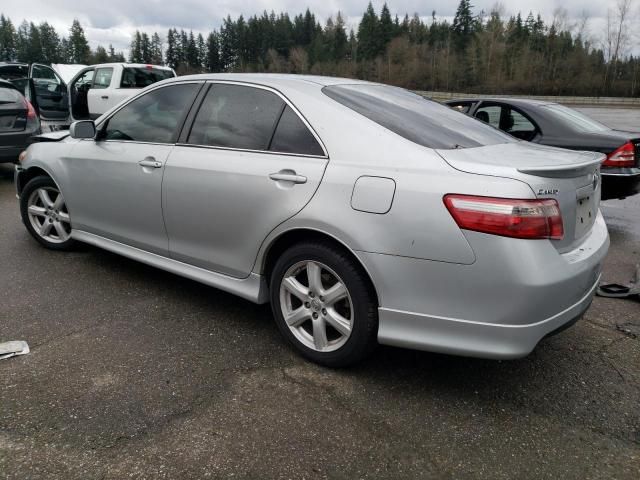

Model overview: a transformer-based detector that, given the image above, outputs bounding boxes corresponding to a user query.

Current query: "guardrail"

[416,91,640,108]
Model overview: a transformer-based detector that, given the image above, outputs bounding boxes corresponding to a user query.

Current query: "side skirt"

[71,230,269,304]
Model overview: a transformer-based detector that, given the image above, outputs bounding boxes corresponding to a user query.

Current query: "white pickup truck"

[68,63,176,122]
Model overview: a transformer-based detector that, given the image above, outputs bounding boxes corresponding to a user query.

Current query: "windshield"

[322,84,515,149]
[120,67,175,88]
[541,104,610,133]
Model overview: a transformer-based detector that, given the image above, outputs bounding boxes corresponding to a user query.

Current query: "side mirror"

[69,120,96,139]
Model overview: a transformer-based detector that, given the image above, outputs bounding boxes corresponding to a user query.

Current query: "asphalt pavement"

[0,109,639,479]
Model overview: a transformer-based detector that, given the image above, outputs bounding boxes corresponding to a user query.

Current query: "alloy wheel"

[26,187,71,244]
[279,260,354,352]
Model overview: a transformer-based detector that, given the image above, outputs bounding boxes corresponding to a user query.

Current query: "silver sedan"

[15,74,609,366]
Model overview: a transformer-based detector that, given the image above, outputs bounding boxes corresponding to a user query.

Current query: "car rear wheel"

[270,242,378,367]
[20,176,76,251]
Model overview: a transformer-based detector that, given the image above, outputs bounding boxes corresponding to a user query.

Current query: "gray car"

[14,74,609,366]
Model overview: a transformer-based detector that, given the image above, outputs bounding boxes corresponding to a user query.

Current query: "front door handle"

[139,158,162,169]
[269,171,307,184]
[101,95,109,100]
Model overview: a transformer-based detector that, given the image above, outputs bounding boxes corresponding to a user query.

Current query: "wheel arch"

[260,228,380,307]
[16,165,59,196]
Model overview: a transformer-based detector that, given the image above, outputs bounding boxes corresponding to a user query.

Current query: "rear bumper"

[357,212,609,359]
[601,168,640,200]
[376,276,598,359]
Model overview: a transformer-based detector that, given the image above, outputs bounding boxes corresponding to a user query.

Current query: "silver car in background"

[14,74,609,366]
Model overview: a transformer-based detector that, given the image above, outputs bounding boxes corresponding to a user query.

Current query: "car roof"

[447,97,557,107]
[165,73,374,90]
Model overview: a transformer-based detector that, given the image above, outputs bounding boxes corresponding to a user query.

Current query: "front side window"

[323,84,514,150]
[103,83,197,143]
[188,84,284,150]
[92,68,113,89]
[120,67,175,89]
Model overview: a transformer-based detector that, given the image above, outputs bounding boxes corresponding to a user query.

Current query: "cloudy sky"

[1,0,636,53]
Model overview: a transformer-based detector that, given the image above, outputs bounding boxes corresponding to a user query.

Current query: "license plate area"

[0,115,16,131]
[575,194,596,239]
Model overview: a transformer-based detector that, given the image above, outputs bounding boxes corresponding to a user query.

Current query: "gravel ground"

[0,108,638,479]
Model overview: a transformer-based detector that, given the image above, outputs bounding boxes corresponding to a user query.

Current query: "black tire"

[20,175,77,251]
[270,241,378,367]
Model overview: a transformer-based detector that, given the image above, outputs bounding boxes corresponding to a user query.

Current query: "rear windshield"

[0,64,28,80]
[120,67,175,89]
[0,86,22,104]
[322,84,515,149]
[541,104,610,133]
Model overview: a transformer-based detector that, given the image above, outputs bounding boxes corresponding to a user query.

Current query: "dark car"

[0,62,70,129]
[445,98,640,200]
[0,80,40,163]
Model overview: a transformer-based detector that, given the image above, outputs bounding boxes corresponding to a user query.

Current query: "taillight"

[603,142,635,168]
[444,194,564,240]
[23,98,37,120]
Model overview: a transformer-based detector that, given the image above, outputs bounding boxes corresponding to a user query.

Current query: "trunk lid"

[437,142,604,253]
[0,88,27,132]
[0,106,27,132]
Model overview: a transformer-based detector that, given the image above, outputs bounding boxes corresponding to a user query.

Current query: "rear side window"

[104,83,197,143]
[269,106,324,156]
[92,68,113,89]
[323,84,514,149]
[120,67,175,88]
[188,84,284,150]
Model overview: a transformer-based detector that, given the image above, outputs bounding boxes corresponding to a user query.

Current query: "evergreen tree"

[219,16,236,71]
[140,32,151,62]
[205,31,221,72]
[129,31,142,62]
[0,15,16,61]
[452,0,475,51]
[379,3,394,50]
[197,33,206,70]
[186,30,198,68]
[165,29,180,70]
[26,22,43,62]
[357,2,380,60]
[39,22,61,63]
[68,19,91,63]
[151,33,163,64]
[92,45,109,63]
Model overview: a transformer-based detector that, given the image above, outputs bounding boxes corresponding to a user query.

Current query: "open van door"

[68,66,95,122]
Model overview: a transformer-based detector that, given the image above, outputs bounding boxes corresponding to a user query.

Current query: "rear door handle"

[269,171,307,184]
[139,158,162,169]
[101,95,109,100]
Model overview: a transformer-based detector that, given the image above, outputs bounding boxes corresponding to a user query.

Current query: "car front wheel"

[270,242,378,367]
[20,176,76,251]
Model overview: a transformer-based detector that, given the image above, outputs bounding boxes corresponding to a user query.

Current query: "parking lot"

[1,109,639,479]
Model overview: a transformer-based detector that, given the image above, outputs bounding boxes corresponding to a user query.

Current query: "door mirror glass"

[69,120,96,139]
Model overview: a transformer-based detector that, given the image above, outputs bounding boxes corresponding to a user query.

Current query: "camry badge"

[538,188,559,195]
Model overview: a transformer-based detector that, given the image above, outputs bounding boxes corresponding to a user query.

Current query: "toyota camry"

[14,74,610,366]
